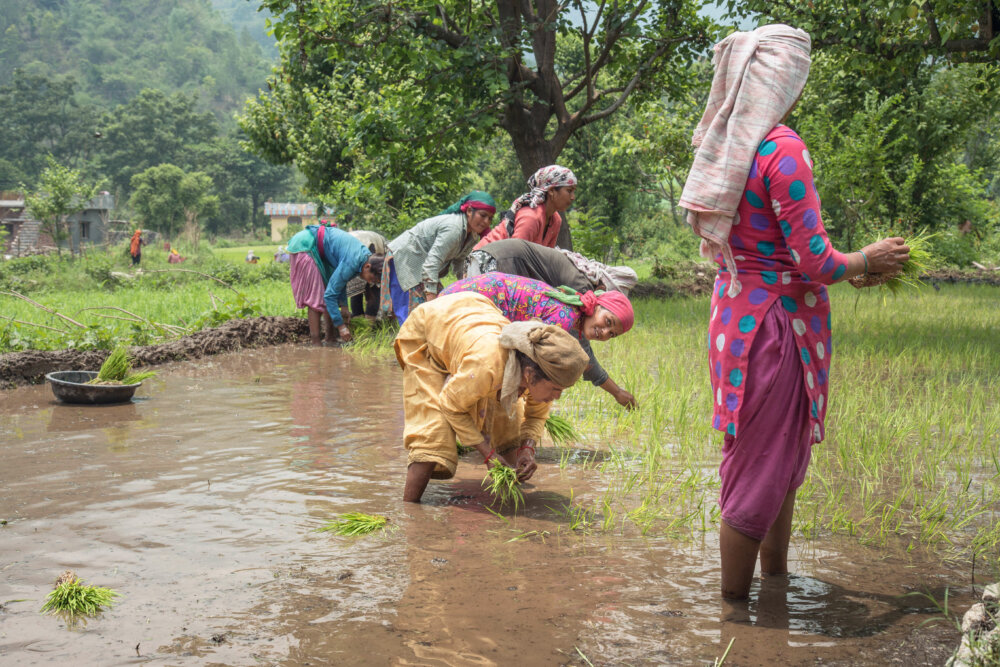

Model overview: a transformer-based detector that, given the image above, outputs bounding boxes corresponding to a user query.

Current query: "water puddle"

[0,345,971,664]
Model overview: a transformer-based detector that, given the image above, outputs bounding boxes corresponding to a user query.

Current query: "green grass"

[553,282,1000,573]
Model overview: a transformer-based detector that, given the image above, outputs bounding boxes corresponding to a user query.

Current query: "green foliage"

[317,512,392,536]
[0,248,290,353]
[723,0,1000,66]
[794,57,1000,250]
[569,209,618,263]
[100,90,218,196]
[241,0,715,221]
[0,0,271,116]
[24,157,98,256]
[129,164,220,241]
[40,574,119,617]
[0,72,100,186]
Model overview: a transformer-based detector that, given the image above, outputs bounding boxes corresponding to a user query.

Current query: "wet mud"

[0,345,977,665]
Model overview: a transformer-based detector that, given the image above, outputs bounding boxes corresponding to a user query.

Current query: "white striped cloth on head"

[679,24,811,297]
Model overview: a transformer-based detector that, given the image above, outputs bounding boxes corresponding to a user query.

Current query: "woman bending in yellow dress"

[394,292,589,503]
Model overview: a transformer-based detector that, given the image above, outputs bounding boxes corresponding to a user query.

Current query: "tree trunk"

[251,192,261,236]
[506,116,555,178]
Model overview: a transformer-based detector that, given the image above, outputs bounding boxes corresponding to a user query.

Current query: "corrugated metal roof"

[264,202,317,216]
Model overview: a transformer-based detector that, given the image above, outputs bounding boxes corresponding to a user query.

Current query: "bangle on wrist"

[483,448,496,465]
[517,443,536,456]
[858,250,869,276]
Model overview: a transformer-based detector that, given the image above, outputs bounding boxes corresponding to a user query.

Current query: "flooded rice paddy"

[0,345,974,665]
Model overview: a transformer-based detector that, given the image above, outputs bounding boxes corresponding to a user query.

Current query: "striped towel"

[679,24,811,297]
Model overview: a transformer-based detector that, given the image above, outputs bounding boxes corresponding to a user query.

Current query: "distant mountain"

[0,0,272,116]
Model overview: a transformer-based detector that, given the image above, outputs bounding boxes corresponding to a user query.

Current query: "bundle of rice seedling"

[40,570,119,617]
[848,231,936,294]
[545,414,579,445]
[317,512,391,536]
[88,346,157,385]
[482,463,525,512]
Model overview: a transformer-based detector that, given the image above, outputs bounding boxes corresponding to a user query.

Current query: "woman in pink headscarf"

[679,25,909,599]
[439,273,634,399]
[475,165,577,250]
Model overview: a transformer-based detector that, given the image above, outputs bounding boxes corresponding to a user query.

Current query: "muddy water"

[0,346,971,665]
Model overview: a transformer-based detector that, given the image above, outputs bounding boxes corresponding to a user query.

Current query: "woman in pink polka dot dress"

[680,25,910,600]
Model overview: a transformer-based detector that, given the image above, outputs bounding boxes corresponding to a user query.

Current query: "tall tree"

[129,164,219,241]
[0,71,100,186]
[241,0,714,218]
[96,89,218,196]
[189,134,296,236]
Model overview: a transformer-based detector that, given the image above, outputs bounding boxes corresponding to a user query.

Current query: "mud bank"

[0,315,308,388]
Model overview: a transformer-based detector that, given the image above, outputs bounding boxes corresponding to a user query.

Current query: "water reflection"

[724,575,943,636]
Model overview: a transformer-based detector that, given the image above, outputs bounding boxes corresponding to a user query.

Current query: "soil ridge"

[1,316,308,389]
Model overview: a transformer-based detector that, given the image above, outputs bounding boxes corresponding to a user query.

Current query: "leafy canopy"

[241,0,715,224]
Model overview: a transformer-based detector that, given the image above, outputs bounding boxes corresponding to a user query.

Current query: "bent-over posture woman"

[679,24,910,599]
[380,191,495,325]
[440,272,636,406]
[395,292,589,503]
[287,223,384,345]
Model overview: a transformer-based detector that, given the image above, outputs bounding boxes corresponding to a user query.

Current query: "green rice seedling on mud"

[40,571,119,617]
[483,464,525,512]
[545,414,579,445]
[318,512,392,536]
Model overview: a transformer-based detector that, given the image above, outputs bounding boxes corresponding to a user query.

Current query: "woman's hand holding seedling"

[515,440,537,482]
[860,237,910,275]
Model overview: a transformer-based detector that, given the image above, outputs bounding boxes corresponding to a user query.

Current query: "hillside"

[208,0,278,59]
[0,0,272,116]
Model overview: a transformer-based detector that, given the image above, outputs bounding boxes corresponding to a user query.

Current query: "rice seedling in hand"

[483,463,525,512]
[849,231,936,294]
[40,571,119,617]
[545,414,579,445]
[88,345,157,385]
[318,512,392,536]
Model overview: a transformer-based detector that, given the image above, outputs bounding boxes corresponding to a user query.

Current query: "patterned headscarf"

[439,190,497,216]
[679,24,811,298]
[510,165,578,213]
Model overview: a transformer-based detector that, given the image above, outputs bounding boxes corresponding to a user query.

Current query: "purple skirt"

[718,300,813,541]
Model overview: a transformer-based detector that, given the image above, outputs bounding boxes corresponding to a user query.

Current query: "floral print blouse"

[709,125,850,443]
[440,273,579,332]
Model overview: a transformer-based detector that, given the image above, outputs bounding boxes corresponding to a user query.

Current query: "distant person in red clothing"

[474,165,576,251]
[129,230,145,266]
